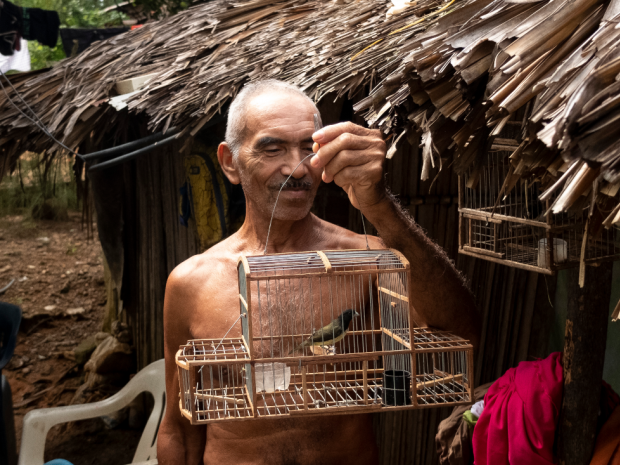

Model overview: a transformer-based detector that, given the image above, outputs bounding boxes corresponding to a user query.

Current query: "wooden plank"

[115,73,158,94]
[302,366,309,410]
[462,245,505,259]
[316,251,333,272]
[462,212,502,224]
[246,268,407,280]
[379,286,409,302]
[289,404,384,416]
[250,329,382,340]
[189,364,197,423]
[363,361,369,405]
[459,208,550,229]
[459,247,555,275]
[416,374,463,390]
[382,327,411,349]
[195,392,247,405]
[180,399,192,422]
[246,279,257,414]
[260,351,399,366]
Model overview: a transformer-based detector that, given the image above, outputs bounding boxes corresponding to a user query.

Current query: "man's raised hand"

[311,122,387,210]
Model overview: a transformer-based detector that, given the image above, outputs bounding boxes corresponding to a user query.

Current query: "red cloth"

[473,352,563,465]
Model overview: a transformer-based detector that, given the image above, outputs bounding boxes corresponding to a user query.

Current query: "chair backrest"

[18,359,166,465]
[0,302,21,371]
[131,359,166,463]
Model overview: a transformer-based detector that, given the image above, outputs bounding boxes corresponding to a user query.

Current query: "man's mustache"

[269,179,313,190]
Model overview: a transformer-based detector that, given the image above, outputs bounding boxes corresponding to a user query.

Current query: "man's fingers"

[332,166,385,209]
[313,121,378,145]
[322,149,374,183]
[332,164,383,191]
[311,132,376,169]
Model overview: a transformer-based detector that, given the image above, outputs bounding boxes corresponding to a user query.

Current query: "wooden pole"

[557,262,613,465]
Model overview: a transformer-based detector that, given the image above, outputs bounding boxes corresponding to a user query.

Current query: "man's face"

[235,92,322,221]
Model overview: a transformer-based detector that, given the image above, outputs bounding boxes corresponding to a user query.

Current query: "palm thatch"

[360,0,620,221]
[0,0,447,176]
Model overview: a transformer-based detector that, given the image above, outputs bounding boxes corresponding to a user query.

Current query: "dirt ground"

[1,213,141,464]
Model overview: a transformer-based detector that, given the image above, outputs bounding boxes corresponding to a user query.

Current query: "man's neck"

[237,208,320,254]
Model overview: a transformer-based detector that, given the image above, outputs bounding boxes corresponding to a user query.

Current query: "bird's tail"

[288,342,305,355]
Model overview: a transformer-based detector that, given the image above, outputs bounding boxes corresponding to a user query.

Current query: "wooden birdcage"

[458,122,620,274]
[176,249,474,424]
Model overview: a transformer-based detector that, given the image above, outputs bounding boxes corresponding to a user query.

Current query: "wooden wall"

[118,129,557,464]
[122,141,200,369]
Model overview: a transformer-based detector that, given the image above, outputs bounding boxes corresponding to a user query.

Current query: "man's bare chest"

[189,270,376,357]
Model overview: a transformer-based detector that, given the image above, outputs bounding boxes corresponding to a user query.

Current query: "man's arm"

[157,264,207,465]
[312,122,480,348]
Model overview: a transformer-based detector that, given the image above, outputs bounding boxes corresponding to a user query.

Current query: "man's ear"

[217,142,241,185]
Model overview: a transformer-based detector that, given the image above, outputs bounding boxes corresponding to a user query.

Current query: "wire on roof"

[0,68,80,157]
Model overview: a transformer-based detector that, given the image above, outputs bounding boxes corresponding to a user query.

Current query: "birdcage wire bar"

[176,249,474,424]
[459,147,620,274]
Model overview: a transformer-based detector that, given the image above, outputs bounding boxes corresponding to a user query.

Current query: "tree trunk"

[557,262,613,465]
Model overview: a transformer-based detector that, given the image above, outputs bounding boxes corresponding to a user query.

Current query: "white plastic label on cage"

[537,238,568,268]
[255,363,291,393]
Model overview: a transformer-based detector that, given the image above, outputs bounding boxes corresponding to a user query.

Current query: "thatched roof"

[0,0,445,172]
[359,0,620,221]
[1,0,620,222]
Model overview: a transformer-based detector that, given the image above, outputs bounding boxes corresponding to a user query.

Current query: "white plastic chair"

[18,359,165,465]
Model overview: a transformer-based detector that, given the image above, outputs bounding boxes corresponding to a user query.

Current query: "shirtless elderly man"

[158,79,479,465]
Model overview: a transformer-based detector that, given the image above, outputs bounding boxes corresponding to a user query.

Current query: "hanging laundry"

[182,141,230,250]
[0,37,30,73]
[21,5,60,48]
[472,352,563,465]
[0,0,21,56]
[0,0,59,56]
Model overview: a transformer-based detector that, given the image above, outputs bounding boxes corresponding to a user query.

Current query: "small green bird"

[288,309,360,355]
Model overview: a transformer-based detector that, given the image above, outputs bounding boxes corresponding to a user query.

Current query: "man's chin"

[272,204,313,222]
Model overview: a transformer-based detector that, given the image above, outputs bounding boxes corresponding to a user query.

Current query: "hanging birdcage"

[457,117,620,274]
[176,249,474,424]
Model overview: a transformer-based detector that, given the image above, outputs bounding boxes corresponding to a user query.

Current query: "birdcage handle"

[263,114,370,254]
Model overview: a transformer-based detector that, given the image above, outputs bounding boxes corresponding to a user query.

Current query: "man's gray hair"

[225,79,317,159]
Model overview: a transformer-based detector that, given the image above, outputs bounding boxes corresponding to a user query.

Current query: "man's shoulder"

[167,237,238,293]
[315,216,384,250]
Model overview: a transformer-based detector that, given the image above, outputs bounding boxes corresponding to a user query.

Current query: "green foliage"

[19,0,125,28]
[28,39,66,71]
[135,0,189,19]
[0,154,78,218]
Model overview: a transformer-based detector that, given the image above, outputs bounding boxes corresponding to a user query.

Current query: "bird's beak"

[354,311,360,318]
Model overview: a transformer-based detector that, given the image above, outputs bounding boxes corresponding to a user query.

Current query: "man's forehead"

[245,92,316,140]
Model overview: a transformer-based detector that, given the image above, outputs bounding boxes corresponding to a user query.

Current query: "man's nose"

[281,148,310,179]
